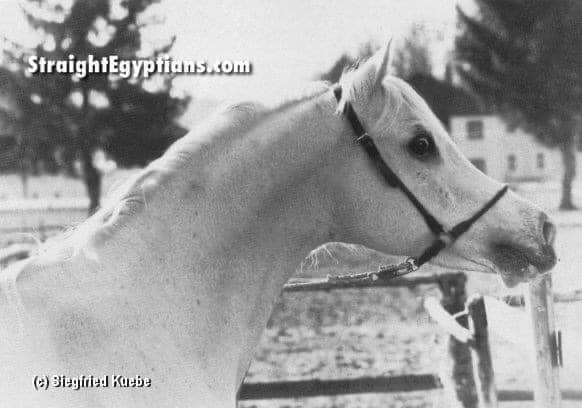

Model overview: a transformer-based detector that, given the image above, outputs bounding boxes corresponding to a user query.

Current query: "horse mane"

[37,82,333,262]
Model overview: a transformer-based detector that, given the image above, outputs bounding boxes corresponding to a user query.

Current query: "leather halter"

[333,85,509,268]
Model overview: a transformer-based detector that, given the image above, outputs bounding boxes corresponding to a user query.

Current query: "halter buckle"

[405,257,419,272]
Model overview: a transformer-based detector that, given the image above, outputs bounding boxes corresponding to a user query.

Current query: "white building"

[450,115,562,182]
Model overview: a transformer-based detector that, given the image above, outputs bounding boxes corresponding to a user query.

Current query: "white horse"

[0,44,555,408]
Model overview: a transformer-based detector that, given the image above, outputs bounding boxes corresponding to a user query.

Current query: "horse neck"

[84,90,349,390]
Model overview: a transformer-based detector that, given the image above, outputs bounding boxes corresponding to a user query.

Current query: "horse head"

[328,42,556,287]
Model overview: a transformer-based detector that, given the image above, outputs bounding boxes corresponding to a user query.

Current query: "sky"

[0,0,473,104]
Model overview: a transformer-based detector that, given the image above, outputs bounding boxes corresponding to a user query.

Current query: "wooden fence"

[0,243,35,268]
[237,271,582,407]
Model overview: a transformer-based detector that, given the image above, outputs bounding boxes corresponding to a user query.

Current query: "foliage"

[318,25,435,84]
[318,43,376,84]
[456,0,582,209]
[0,0,189,213]
[391,25,433,79]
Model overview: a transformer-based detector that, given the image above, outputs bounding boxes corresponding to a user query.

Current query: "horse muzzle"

[491,213,557,286]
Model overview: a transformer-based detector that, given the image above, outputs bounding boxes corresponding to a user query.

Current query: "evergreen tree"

[0,0,189,214]
[318,43,376,84]
[456,0,582,209]
[392,25,433,79]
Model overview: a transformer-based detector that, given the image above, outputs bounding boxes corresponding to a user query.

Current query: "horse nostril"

[490,214,557,275]
[542,218,557,247]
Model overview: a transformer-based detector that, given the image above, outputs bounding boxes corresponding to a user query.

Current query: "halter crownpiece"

[332,85,509,272]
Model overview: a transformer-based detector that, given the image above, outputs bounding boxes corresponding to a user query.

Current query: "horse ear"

[373,39,392,87]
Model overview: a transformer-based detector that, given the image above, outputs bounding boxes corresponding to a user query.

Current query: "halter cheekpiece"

[332,85,509,273]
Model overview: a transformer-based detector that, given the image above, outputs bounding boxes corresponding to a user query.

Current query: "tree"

[456,0,582,209]
[318,26,434,85]
[392,24,433,79]
[0,0,189,214]
[318,42,376,84]
[392,25,483,128]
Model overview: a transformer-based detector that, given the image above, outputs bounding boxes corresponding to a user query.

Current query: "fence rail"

[239,375,441,400]
[239,378,582,401]
[0,243,35,267]
[283,272,464,291]
[504,290,582,305]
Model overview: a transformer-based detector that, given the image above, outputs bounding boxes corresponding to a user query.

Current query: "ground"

[1,173,581,407]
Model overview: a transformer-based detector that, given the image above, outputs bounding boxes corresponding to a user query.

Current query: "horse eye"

[408,130,435,158]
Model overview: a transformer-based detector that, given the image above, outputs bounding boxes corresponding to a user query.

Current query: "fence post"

[439,273,478,408]
[527,274,561,408]
[467,295,497,408]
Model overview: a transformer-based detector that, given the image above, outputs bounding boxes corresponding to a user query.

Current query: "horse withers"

[0,42,555,407]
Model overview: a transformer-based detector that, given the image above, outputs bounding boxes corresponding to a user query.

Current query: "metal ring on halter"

[405,257,419,271]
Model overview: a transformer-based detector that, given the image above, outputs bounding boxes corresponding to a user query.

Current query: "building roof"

[406,73,489,127]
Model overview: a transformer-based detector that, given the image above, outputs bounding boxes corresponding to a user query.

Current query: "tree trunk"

[20,159,29,199]
[559,130,577,210]
[63,148,78,177]
[81,149,101,216]
[79,85,100,216]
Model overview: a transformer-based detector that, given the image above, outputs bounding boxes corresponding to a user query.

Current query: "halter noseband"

[333,85,508,269]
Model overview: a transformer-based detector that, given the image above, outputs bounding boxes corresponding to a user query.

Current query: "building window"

[466,120,484,140]
[508,154,517,171]
[537,153,545,169]
[470,158,487,174]
[0,135,16,151]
